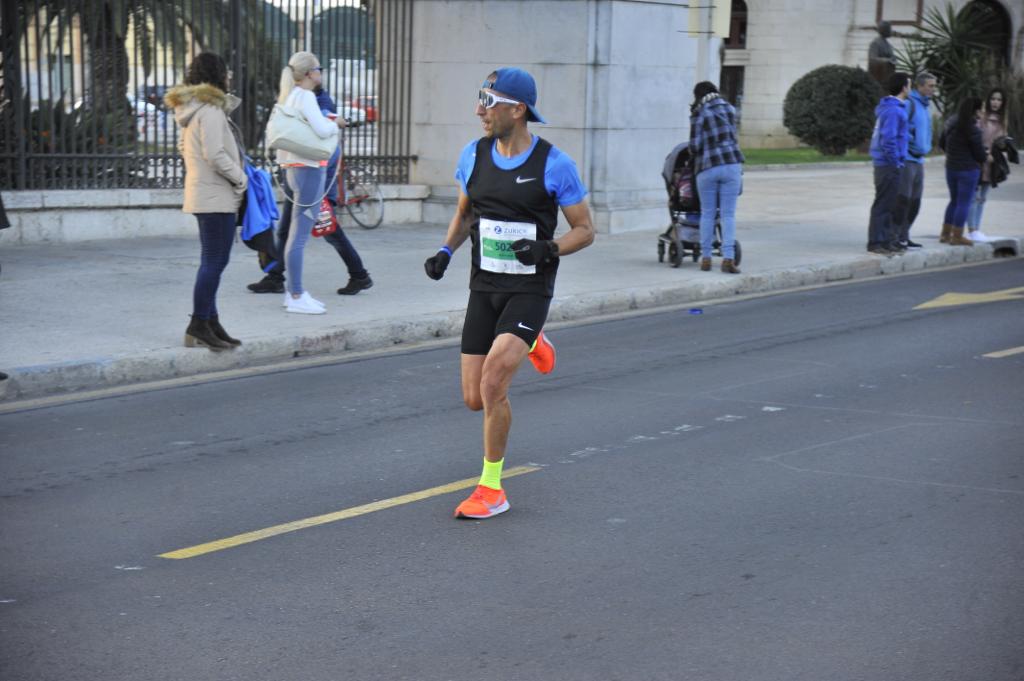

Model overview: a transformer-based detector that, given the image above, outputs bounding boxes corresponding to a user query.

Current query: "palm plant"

[895,3,1007,115]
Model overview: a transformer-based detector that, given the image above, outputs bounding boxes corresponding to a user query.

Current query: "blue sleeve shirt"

[316,88,337,116]
[455,135,588,207]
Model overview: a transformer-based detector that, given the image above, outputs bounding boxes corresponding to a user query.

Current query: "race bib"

[479,218,537,275]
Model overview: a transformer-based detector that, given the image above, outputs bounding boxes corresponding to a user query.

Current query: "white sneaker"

[971,230,991,242]
[286,291,327,314]
[283,291,325,309]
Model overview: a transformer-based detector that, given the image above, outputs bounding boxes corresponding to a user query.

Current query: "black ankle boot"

[247,275,285,293]
[337,274,373,295]
[185,316,232,351]
[209,315,242,346]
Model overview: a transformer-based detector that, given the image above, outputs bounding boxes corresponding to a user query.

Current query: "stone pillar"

[410,0,707,234]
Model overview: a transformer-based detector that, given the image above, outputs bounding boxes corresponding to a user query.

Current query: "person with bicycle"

[272,51,348,314]
[248,82,372,297]
[423,67,594,519]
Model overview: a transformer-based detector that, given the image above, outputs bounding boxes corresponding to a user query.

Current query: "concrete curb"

[0,242,1008,403]
[744,156,945,172]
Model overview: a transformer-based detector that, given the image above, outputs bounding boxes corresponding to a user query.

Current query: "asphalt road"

[2,261,1023,681]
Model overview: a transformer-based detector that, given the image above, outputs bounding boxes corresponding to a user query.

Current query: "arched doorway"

[961,0,1012,66]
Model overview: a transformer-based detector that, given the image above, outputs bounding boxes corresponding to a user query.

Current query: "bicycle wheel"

[342,164,384,229]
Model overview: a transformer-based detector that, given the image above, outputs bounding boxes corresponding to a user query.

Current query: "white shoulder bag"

[265,102,338,161]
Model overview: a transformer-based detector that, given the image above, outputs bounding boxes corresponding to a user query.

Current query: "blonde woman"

[276,51,346,314]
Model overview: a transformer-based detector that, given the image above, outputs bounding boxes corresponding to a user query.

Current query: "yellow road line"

[983,345,1024,359]
[158,465,541,560]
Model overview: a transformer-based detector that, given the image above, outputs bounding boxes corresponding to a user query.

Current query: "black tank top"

[466,136,559,296]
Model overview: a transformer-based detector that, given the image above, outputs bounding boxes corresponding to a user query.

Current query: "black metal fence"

[0,0,414,190]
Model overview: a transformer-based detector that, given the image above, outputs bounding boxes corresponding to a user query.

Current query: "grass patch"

[743,147,871,165]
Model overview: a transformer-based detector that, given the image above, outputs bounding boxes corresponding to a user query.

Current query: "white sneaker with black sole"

[285,291,326,314]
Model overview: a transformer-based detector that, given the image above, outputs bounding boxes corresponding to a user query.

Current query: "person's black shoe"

[337,275,373,295]
[904,239,923,248]
[867,246,893,257]
[247,276,285,293]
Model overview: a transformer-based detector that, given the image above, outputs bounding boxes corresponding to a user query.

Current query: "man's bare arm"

[554,199,596,256]
[441,190,474,252]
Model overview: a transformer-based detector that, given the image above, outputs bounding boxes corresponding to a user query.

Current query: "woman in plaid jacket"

[689,81,745,273]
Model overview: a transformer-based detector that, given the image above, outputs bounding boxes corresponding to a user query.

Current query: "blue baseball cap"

[485,67,546,124]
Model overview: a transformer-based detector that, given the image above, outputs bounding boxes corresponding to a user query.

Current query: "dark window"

[719,65,745,126]
[724,0,747,49]
[962,0,1011,66]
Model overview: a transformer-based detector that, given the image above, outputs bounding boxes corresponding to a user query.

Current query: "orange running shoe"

[528,330,556,374]
[454,485,509,519]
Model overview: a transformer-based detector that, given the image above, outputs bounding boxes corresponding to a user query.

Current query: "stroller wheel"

[657,241,665,262]
[734,241,742,266]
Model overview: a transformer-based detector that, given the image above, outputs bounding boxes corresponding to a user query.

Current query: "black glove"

[511,239,558,266]
[424,249,451,280]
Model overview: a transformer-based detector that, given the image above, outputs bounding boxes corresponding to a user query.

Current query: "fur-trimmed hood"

[164,83,241,127]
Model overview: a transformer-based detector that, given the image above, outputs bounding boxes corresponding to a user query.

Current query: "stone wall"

[410,0,712,233]
[735,0,1023,149]
[0,186,429,244]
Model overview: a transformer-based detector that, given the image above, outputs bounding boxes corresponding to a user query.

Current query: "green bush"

[783,65,882,156]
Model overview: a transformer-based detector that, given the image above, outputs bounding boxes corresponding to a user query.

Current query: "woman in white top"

[276,51,346,314]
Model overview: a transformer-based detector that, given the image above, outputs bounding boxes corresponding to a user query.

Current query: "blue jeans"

[944,168,980,229]
[284,165,327,295]
[697,163,741,260]
[868,165,901,249]
[270,150,367,281]
[967,182,991,230]
[193,212,236,319]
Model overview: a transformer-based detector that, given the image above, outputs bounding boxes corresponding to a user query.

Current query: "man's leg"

[460,353,485,412]
[248,173,291,292]
[903,164,924,243]
[867,166,888,250]
[892,164,914,244]
[880,165,904,251]
[453,335,529,519]
[480,333,531,461]
[870,165,900,251]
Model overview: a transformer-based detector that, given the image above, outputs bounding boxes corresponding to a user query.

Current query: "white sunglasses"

[478,89,520,109]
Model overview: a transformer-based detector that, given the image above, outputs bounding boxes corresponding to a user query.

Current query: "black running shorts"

[460,291,551,355]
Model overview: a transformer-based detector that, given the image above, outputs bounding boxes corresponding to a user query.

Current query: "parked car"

[127,95,170,142]
[338,103,367,127]
[352,95,378,123]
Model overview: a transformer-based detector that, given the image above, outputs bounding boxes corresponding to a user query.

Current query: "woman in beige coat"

[165,52,247,350]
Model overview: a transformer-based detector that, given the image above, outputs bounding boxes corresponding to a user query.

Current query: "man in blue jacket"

[867,71,911,255]
[893,72,937,249]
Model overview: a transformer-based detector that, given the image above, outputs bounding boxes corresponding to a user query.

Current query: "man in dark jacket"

[867,72,911,256]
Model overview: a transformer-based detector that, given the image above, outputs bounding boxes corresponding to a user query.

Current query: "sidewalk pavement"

[1,162,1021,402]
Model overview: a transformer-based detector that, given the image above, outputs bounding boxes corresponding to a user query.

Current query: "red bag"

[311,198,337,237]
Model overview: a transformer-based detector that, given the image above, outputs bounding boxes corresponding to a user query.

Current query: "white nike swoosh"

[515,176,537,184]
[517,322,535,331]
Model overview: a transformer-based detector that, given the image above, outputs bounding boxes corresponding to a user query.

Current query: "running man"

[423,67,595,519]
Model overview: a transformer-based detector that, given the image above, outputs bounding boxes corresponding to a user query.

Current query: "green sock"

[479,457,504,490]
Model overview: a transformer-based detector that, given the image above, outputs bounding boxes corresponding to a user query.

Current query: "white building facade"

[408,0,1021,233]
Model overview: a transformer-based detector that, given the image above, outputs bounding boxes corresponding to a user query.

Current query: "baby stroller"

[657,143,741,267]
